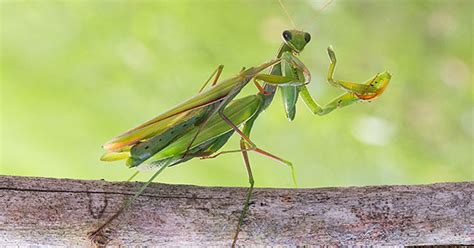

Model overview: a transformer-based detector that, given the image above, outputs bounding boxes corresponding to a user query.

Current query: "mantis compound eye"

[304,32,311,43]
[282,30,292,41]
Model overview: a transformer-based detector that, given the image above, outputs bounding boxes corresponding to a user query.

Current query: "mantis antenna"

[278,0,336,29]
[320,0,335,12]
[278,0,297,29]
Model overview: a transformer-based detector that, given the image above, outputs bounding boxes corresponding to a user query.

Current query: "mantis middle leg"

[231,121,254,248]
[89,160,171,242]
[183,60,284,157]
[228,114,297,246]
[212,108,297,186]
[198,64,224,93]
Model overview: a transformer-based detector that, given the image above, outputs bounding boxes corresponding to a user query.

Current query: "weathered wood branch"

[0,176,472,246]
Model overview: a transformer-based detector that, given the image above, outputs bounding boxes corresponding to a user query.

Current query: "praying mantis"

[90,29,391,246]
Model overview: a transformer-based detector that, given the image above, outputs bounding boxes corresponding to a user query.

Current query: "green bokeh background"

[1,0,472,188]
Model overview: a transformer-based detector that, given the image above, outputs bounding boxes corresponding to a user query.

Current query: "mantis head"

[282,30,311,54]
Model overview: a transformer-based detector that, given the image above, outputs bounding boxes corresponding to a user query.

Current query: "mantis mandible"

[89,30,391,246]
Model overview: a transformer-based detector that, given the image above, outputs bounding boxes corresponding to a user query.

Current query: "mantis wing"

[141,94,263,164]
[103,59,280,152]
[103,75,244,151]
[126,107,209,167]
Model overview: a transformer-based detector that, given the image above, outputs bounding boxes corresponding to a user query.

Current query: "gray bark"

[0,176,472,246]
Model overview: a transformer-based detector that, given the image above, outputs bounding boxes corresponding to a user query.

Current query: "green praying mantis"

[90,29,391,246]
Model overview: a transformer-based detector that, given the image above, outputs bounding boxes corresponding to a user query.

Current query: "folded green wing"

[147,94,263,162]
[102,75,243,151]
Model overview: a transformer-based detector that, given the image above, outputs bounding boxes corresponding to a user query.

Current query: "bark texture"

[0,176,472,246]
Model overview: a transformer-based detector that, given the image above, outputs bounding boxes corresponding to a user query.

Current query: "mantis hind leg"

[232,136,254,247]
[126,171,140,182]
[88,161,171,243]
[200,145,297,187]
[199,110,297,187]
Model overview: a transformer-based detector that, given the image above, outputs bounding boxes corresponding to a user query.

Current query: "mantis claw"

[327,45,337,63]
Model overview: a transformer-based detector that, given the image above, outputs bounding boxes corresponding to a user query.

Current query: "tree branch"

[0,176,472,246]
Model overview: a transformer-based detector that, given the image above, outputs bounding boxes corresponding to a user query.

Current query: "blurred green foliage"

[1,0,472,188]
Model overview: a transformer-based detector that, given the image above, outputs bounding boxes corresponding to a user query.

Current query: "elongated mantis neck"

[261,42,294,109]
[276,42,294,58]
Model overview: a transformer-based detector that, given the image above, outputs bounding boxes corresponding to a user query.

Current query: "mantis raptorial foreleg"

[326,46,390,99]
[299,86,359,116]
[254,51,310,87]
[298,46,391,115]
[198,64,224,93]
[327,48,372,92]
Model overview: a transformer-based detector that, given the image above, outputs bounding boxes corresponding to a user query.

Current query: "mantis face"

[282,29,311,54]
